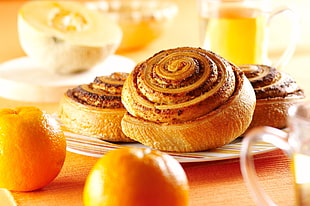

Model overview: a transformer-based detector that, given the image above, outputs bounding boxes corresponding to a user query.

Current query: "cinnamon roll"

[59,72,134,142]
[239,64,305,130]
[121,47,256,152]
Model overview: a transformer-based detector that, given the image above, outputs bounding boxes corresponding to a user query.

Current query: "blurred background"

[0,0,309,64]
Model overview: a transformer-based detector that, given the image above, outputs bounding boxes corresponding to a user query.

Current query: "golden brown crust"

[66,72,128,108]
[121,47,256,152]
[240,65,305,130]
[59,72,134,142]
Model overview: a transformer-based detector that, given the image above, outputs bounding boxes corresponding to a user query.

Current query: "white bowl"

[86,1,178,52]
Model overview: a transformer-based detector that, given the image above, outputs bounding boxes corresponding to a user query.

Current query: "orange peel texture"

[0,106,66,191]
[83,148,189,206]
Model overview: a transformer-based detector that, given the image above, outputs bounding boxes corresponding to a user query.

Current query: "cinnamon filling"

[66,72,128,108]
[122,47,242,123]
[240,65,304,99]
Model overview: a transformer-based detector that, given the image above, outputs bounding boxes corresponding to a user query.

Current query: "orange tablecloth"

[1,0,309,205]
[10,149,294,206]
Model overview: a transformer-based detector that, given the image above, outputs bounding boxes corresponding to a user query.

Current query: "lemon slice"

[0,189,17,206]
[18,1,122,74]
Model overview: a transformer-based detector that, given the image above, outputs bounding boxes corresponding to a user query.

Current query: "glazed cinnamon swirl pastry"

[239,65,305,130]
[121,47,256,152]
[59,72,134,142]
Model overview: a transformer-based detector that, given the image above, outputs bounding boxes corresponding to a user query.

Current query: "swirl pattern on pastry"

[121,47,256,152]
[59,72,134,142]
[240,64,304,100]
[239,65,305,129]
[66,72,127,108]
[123,47,237,123]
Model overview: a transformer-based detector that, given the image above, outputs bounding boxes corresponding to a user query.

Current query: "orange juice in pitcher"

[292,153,310,206]
[197,0,299,68]
[200,7,268,65]
[240,101,310,206]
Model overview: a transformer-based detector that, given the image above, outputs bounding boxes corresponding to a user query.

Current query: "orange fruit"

[0,106,66,191]
[83,148,189,206]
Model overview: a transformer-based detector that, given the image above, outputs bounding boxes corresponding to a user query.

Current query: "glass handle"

[240,126,292,206]
[267,6,300,69]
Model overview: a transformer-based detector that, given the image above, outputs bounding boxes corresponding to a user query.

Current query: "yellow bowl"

[85,1,178,52]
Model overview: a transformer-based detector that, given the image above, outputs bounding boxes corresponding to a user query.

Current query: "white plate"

[64,130,277,163]
[0,55,135,102]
